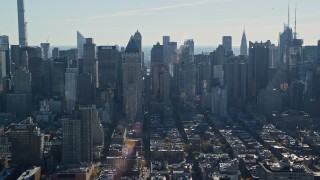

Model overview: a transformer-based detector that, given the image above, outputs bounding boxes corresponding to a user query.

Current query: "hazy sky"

[0,0,319,47]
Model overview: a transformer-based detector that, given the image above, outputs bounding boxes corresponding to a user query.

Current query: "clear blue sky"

[0,0,319,47]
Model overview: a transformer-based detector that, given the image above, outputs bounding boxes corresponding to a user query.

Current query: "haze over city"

[0,0,320,46]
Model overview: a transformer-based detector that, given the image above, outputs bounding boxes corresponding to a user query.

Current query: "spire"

[240,28,248,56]
[288,0,290,27]
[294,8,297,39]
[125,38,140,53]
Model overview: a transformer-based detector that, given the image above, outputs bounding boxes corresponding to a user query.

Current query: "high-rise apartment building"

[73,107,97,162]
[10,118,44,166]
[62,118,81,164]
[17,0,28,47]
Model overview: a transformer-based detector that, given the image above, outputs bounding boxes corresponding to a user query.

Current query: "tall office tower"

[159,65,171,103]
[225,56,247,110]
[62,118,81,164]
[279,25,293,61]
[151,42,164,97]
[51,61,66,98]
[240,30,248,56]
[13,69,31,94]
[151,42,164,64]
[77,31,86,59]
[21,46,42,59]
[72,107,98,162]
[28,57,43,103]
[163,36,170,46]
[10,118,44,166]
[83,38,96,59]
[82,38,98,88]
[40,43,50,60]
[7,69,32,115]
[167,42,178,64]
[17,0,28,47]
[65,68,78,113]
[222,36,232,54]
[163,36,170,63]
[77,73,94,106]
[133,30,142,52]
[269,43,280,68]
[133,30,144,70]
[97,46,119,91]
[212,45,226,65]
[59,48,78,68]
[0,36,10,76]
[247,41,270,103]
[184,39,194,55]
[178,45,196,108]
[122,37,143,122]
[52,47,59,59]
[195,54,211,95]
[42,60,51,97]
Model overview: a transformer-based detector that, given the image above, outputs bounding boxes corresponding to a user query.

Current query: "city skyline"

[0,0,319,46]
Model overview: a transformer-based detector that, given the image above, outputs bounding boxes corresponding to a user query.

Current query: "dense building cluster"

[0,0,320,179]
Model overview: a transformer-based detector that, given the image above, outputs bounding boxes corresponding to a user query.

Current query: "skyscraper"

[62,118,81,164]
[40,43,50,60]
[133,30,142,52]
[240,30,248,56]
[10,118,44,166]
[178,45,196,108]
[65,68,78,113]
[52,47,59,59]
[97,46,119,90]
[318,40,320,64]
[72,107,98,162]
[247,41,270,103]
[17,0,28,47]
[184,39,194,55]
[122,36,143,122]
[163,36,170,64]
[0,36,10,76]
[151,42,164,64]
[222,36,232,54]
[77,31,86,59]
[151,42,164,97]
[81,38,98,88]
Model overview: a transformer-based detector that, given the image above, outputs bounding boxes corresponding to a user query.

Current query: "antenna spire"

[288,0,290,27]
[294,8,297,39]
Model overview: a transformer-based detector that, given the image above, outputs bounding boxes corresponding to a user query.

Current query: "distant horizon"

[1,0,319,46]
